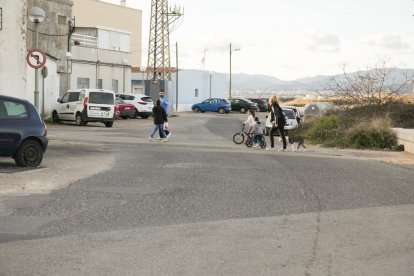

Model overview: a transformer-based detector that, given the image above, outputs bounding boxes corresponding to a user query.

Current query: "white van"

[52,89,116,127]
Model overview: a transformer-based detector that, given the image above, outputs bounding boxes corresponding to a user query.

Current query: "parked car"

[264,108,299,136]
[116,93,154,119]
[228,98,258,113]
[191,98,231,114]
[52,89,116,127]
[115,97,136,119]
[281,105,303,124]
[0,95,48,167]
[248,98,268,112]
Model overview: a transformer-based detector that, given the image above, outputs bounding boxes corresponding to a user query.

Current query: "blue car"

[0,95,48,167]
[191,98,231,114]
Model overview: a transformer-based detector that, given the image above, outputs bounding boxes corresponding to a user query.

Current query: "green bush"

[346,119,397,149]
[306,115,345,147]
[303,115,398,149]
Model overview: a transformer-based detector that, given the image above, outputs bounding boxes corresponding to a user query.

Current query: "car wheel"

[218,108,225,114]
[194,107,200,113]
[14,139,43,167]
[225,110,230,114]
[121,116,128,120]
[76,113,87,126]
[104,121,113,128]
[52,111,60,123]
[131,109,139,119]
[233,133,245,144]
[141,114,149,119]
[240,107,246,114]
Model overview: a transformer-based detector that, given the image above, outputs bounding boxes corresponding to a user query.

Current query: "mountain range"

[231,68,414,93]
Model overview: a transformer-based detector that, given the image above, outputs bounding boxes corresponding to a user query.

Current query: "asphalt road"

[1,112,414,275]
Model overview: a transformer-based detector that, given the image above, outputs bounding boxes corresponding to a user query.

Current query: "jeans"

[151,124,167,138]
[269,126,286,149]
[254,135,264,144]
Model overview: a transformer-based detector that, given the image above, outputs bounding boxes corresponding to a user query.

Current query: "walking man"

[158,89,172,139]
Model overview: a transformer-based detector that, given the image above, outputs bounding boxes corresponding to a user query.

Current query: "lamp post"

[141,66,146,93]
[229,43,240,99]
[28,7,45,110]
[65,52,72,91]
[209,71,213,98]
[122,58,128,92]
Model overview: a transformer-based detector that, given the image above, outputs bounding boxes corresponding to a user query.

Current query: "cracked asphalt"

[1,112,414,275]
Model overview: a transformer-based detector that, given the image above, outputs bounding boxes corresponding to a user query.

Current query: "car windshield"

[116,98,124,104]
[224,99,230,104]
[89,92,114,105]
[282,109,296,119]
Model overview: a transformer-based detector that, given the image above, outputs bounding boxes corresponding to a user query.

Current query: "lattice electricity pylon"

[147,0,183,82]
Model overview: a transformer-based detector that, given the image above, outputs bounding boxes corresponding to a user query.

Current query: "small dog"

[287,135,306,151]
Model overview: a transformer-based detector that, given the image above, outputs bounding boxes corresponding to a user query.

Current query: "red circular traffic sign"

[26,48,47,69]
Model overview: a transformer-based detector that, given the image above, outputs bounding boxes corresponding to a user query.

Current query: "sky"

[103,0,414,80]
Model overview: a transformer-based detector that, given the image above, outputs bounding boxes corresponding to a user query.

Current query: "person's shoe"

[265,147,275,151]
[163,138,168,142]
[156,137,163,140]
[166,132,172,139]
[278,148,286,152]
[148,137,154,142]
[253,143,259,148]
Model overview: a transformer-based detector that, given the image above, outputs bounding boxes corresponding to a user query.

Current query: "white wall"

[169,70,228,111]
[26,58,60,118]
[0,0,27,98]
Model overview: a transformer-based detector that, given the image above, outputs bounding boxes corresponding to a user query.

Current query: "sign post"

[26,48,46,110]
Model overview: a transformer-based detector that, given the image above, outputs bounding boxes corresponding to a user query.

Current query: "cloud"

[303,30,341,52]
[364,34,410,50]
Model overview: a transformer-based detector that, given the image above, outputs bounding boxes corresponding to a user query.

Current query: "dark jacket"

[152,105,168,125]
[269,102,286,128]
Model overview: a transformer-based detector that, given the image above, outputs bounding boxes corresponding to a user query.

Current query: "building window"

[77,78,90,89]
[97,79,103,89]
[58,15,67,25]
[195,88,199,98]
[0,8,3,31]
[112,79,118,93]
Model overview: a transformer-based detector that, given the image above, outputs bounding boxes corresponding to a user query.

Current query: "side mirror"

[57,98,61,103]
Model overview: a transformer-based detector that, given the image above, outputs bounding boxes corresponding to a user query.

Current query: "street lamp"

[65,52,72,91]
[141,66,146,93]
[28,7,45,110]
[209,71,213,98]
[229,42,240,99]
[122,58,128,92]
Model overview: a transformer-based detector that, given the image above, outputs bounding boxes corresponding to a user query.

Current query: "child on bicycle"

[253,116,264,147]
[243,109,255,134]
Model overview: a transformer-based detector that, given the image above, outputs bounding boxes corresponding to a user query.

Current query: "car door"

[57,92,71,120]
[232,99,241,111]
[199,99,211,111]
[0,99,28,156]
[67,92,81,120]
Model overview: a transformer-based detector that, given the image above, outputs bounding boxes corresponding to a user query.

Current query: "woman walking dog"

[266,95,287,151]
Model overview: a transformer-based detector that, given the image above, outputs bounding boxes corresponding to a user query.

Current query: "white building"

[133,69,228,112]
[69,27,132,93]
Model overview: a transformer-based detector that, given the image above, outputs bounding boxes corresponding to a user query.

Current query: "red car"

[115,97,136,119]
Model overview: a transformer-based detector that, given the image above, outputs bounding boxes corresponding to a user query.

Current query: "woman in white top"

[243,109,255,133]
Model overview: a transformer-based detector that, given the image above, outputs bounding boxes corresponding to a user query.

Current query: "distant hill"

[231,68,414,93]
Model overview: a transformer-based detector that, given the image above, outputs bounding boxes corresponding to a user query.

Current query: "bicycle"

[246,135,266,148]
[232,124,253,144]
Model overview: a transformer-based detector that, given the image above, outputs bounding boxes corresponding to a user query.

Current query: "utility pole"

[147,0,183,83]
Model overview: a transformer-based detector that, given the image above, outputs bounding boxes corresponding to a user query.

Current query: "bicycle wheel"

[246,139,253,147]
[233,133,245,144]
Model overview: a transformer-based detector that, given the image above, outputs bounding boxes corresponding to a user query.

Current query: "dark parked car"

[191,98,231,114]
[228,98,258,113]
[0,95,48,167]
[248,98,268,112]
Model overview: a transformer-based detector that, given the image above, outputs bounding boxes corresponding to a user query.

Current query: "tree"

[327,60,413,107]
